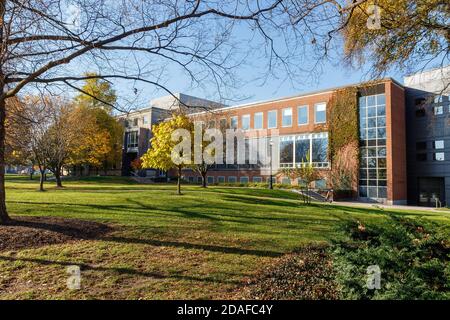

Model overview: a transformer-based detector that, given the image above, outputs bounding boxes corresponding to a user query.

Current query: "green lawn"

[1,175,448,299]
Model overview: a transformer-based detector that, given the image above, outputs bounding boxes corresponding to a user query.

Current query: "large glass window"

[127,131,138,148]
[280,137,294,165]
[295,138,309,163]
[268,110,277,129]
[282,108,292,127]
[312,135,328,163]
[242,114,250,130]
[298,105,308,125]
[359,94,387,199]
[254,112,263,129]
[314,103,327,123]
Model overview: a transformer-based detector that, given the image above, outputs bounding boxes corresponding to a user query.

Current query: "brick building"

[118,66,450,207]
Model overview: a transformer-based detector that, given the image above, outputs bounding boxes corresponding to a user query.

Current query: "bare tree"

[23,97,53,191]
[190,109,230,187]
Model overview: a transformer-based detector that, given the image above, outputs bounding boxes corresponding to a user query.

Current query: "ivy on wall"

[327,87,359,193]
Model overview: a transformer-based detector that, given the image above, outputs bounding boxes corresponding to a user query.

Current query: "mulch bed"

[0,216,112,252]
[239,245,340,300]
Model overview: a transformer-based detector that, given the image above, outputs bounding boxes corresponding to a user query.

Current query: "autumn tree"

[74,73,117,113]
[343,0,450,77]
[4,97,32,173]
[74,75,123,174]
[141,114,193,195]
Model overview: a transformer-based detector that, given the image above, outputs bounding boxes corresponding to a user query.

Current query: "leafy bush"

[331,217,450,300]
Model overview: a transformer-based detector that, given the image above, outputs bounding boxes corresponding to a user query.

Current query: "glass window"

[228,176,237,183]
[230,116,238,129]
[434,153,445,161]
[133,118,139,126]
[295,139,310,163]
[127,131,138,148]
[434,140,445,149]
[315,179,326,189]
[208,120,215,128]
[253,177,262,183]
[314,103,327,123]
[376,94,386,105]
[143,115,149,124]
[217,176,225,183]
[434,106,444,115]
[280,139,294,164]
[207,176,214,184]
[254,112,263,129]
[282,108,292,127]
[312,137,328,163]
[298,105,308,125]
[240,176,249,183]
[358,94,387,199]
[242,115,250,130]
[268,110,277,128]
[281,177,291,185]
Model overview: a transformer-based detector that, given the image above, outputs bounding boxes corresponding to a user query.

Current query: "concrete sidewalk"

[327,201,448,212]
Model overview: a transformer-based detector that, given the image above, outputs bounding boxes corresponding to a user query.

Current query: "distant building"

[404,66,450,207]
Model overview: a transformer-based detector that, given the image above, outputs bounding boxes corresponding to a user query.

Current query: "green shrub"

[331,217,450,300]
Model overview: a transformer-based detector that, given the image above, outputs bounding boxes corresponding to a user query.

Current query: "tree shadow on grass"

[220,194,299,208]
[102,236,283,258]
[0,255,240,285]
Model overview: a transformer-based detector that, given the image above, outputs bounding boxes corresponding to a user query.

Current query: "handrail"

[435,198,442,208]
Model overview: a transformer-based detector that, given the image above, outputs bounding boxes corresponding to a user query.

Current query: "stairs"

[292,189,330,202]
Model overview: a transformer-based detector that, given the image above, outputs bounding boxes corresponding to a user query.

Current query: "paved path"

[328,201,447,213]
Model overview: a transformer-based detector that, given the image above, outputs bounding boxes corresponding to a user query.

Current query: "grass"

[1,175,449,299]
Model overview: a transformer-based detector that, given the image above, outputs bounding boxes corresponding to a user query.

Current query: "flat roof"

[190,77,403,115]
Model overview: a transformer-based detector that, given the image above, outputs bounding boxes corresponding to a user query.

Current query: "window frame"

[254,112,264,130]
[267,110,277,129]
[297,105,309,126]
[314,102,327,124]
[241,114,251,130]
[281,107,293,127]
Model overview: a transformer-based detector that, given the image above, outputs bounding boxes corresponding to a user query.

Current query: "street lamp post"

[269,140,273,190]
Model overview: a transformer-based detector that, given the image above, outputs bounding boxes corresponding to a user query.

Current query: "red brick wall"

[386,82,407,203]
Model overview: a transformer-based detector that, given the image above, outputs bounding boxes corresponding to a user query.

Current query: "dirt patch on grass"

[0,216,112,252]
[237,245,339,300]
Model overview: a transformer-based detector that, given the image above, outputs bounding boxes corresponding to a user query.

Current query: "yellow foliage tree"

[343,0,449,75]
[141,114,193,195]
[68,105,112,169]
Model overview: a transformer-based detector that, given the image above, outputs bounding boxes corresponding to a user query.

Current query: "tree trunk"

[55,167,63,188]
[0,97,9,223]
[177,166,182,195]
[39,170,45,191]
[201,172,207,188]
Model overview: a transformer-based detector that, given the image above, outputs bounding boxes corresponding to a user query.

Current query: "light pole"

[269,140,273,190]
